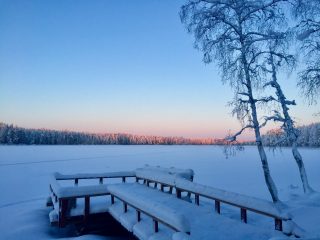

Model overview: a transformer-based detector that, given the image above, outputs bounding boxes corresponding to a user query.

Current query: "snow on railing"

[54,171,135,180]
[174,178,291,232]
[135,169,177,187]
[53,184,110,198]
[137,165,194,181]
[135,165,194,189]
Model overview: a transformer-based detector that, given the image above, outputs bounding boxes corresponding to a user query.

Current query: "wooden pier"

[47,166,296,239]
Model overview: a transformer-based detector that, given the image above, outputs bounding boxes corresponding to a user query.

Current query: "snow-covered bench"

[47,171,135,227]
[118,168,290,233]
[47,166,292,238]
[175,178,291,231]
[108,183,191,238]
[47,166,191,228]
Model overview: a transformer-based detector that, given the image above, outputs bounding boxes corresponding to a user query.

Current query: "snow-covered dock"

[47,166,296,239]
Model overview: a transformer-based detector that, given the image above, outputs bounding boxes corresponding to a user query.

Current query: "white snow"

[135,165,194,187]
[172,232,190,240]
[137,165,194,180]
[175,178,290,219]
[108,183,191,233]
[0,145,320,239]
[54,171,135,180]
[107,182,286,240]
[51,182,110,198]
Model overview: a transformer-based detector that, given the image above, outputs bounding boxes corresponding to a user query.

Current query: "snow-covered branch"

[226,124,254,142]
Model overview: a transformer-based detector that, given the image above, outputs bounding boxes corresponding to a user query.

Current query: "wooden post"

[136,210,141,222]
[123,202,127,213]
[111,195,115,204]
[55,194,58,203]
[275,218,282,231]
[99,177,103,184]
[176,189,181,199]
[153,219,159,233]
[169,186,173,194]
[240,208,247,223]
[154,182,158,188]
[75,178,79,186]
[59,199,68,228]
[160,184,164,192]
[195,194,200,206]
[122,177,126,183]
[143,179,147,184]
[215,200,221,214]
[84,196,90,220]
[136,177,139,183]
[147,180,150,187]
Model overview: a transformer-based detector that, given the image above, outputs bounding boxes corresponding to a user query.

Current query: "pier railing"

[134,173,291,232]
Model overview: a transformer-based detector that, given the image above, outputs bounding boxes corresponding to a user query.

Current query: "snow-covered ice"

[0,145,319,239]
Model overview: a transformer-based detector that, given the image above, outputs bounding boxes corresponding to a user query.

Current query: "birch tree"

[180,0,288,202]
[259,39,314,193]
[294,0,320,104]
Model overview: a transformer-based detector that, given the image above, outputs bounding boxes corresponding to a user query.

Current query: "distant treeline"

[0,123,227,145]
[261,123,320,147]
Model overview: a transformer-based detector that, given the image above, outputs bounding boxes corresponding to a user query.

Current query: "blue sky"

[0,0,318,138]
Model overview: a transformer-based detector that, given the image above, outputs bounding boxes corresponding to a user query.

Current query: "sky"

[0,0,319,139]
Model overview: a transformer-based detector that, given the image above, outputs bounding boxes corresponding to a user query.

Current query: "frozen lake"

[0,145,319,205]
[0,145,319,239]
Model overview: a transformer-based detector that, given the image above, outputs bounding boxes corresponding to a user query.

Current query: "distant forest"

[261,123,320,147]
[1,122,319,146]
[0,123,225,145]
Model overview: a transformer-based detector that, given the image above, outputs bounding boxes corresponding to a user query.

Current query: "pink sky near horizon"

[1,0,319,140]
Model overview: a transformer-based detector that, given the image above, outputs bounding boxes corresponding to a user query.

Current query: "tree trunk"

[270,54,314,194]
[292,142,314,193]
[241,48,280,202]
[250,98,280,202]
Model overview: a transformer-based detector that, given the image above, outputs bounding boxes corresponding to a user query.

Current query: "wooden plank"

[123,202,128,213]
[154,219,159,233]
[195,194,200,206]
[84,196,90,220]
[176,189,182,199]
[137,210,141,222]
[275,218,282,231]
[215,200,221,214]
[241,208,247,223]
[58,199,68,228]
